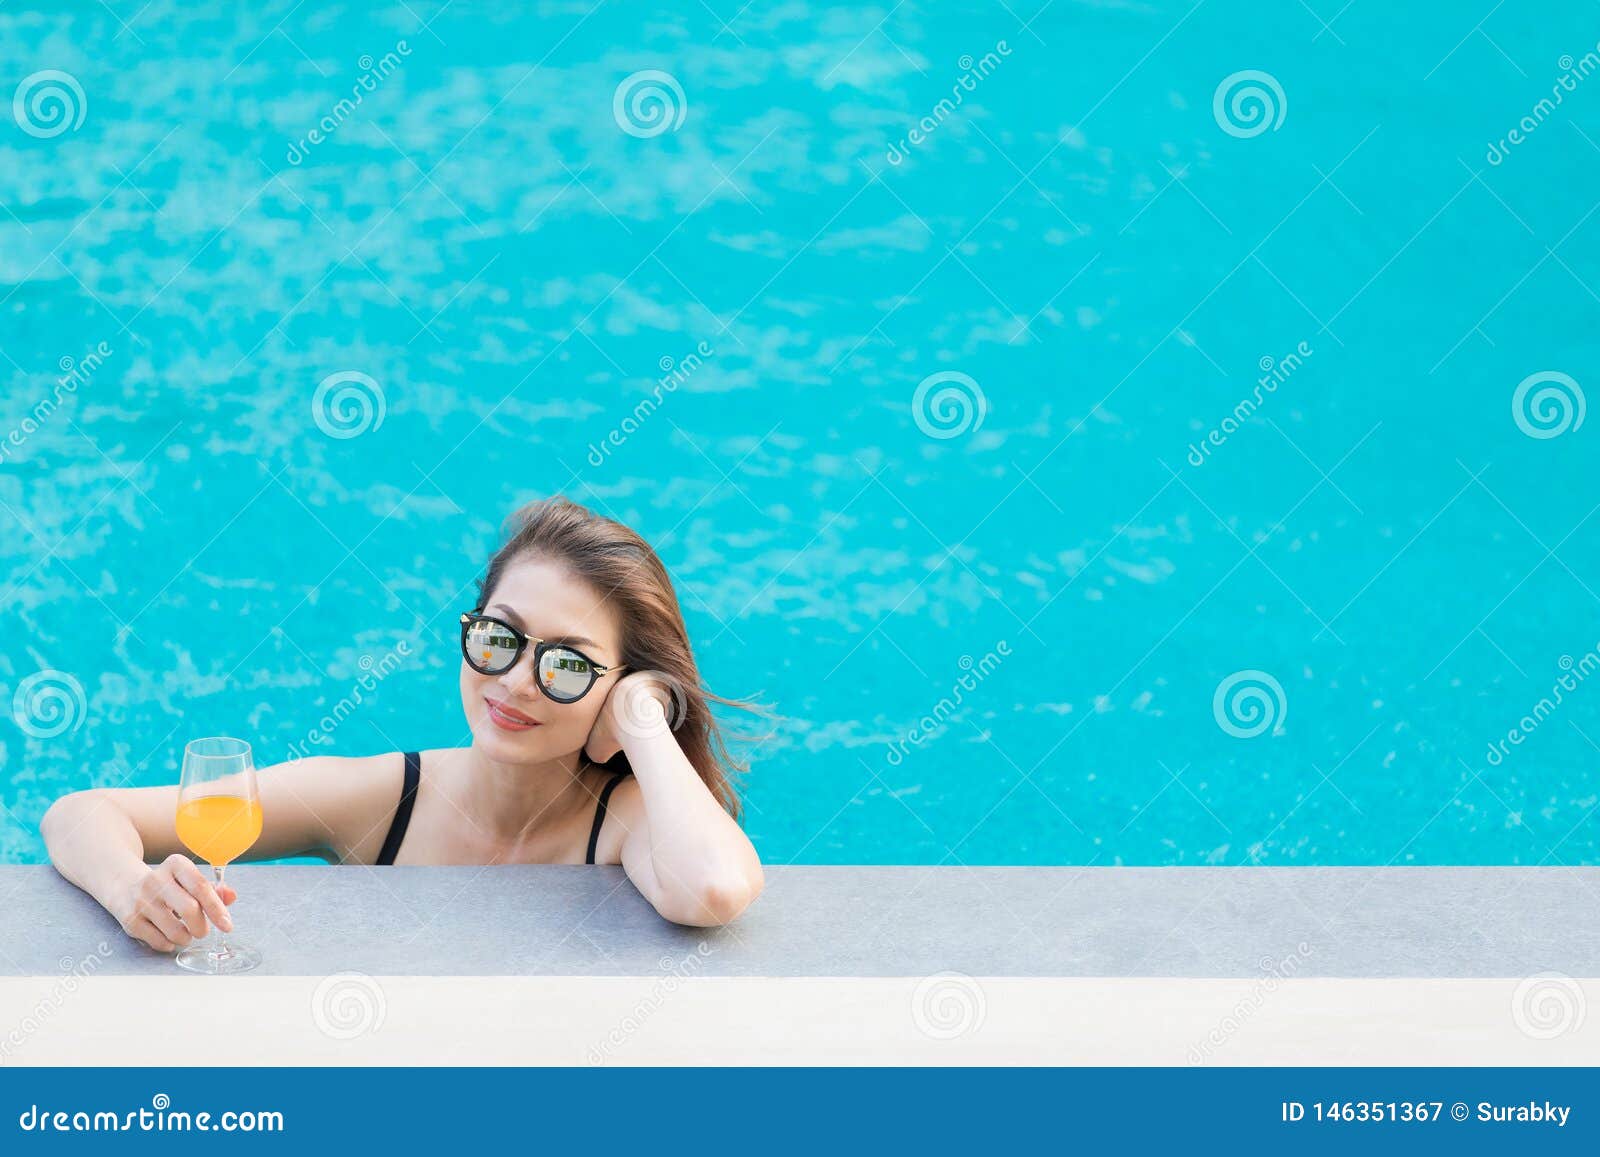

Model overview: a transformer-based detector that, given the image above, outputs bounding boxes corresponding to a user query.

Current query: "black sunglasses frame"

[459,611,614,703]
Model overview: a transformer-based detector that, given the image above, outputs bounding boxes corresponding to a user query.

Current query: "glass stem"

[212,864,232,959]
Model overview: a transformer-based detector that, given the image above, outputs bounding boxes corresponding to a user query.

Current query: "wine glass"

[173,736,263,974]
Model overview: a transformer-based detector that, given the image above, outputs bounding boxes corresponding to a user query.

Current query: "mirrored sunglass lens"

[539,647,594,700]
[465,620,519,672]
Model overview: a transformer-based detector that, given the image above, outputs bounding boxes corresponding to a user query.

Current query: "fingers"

[134,893,192,947]
[157,877,208,940]
[585,732,620,764]
[167,854,234,932]
[124,855,221,949]
[116,862,210,953]
[117,854,244,955]
[585,707,619,764]
[124,915,176,953]
[127,867,190,947]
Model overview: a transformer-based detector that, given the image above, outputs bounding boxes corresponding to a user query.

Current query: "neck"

[441,745,589,843]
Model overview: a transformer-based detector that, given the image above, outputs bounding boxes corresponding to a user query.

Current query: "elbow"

[706,869,763,925]
[41,789,107,855]
[40,792,84,848]
[664,865,764,927]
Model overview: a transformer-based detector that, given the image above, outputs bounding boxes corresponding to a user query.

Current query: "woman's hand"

[112,854,236,953]
[584,672,676,763]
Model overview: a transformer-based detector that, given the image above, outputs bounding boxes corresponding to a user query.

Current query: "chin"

[468,714,571,765]
[471,718,537,756]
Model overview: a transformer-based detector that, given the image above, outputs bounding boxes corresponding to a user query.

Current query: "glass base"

[174,940,261,974]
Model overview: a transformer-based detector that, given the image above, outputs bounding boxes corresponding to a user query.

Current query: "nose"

[497,651,543,701]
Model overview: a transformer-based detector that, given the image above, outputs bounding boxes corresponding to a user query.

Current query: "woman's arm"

[41,753,400,951]
[587,677,763,926]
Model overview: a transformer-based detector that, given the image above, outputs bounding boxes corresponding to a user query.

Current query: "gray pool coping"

[0,864,1593,978]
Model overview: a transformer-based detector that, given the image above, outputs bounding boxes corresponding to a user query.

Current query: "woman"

[42,498,764,950]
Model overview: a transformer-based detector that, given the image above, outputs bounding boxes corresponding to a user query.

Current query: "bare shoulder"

[258,751,405,799]
[253,751,416,862]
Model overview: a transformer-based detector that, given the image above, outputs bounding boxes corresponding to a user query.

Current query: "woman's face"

[459,555,623,765]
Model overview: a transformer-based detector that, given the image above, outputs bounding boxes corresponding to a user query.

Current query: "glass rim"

[184,735,253,759]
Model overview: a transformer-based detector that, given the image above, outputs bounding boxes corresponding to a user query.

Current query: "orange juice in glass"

[174,737,263,974]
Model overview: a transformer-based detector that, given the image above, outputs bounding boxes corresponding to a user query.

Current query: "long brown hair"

[476,497,750,816]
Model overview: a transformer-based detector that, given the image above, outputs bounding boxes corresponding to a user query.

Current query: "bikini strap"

[376,751,421,866]
[585,772,628,865]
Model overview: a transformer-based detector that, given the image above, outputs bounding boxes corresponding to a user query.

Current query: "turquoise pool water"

[2,1,1597,866]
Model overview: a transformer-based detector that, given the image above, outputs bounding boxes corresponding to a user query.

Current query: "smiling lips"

[484,696,541,731]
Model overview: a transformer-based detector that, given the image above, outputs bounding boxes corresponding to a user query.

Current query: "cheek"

[546,696,605,738]
[458,662,490,707]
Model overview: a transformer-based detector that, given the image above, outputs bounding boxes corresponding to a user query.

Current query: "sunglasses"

[459,612,614,703]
